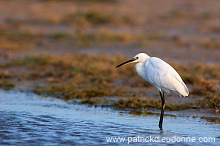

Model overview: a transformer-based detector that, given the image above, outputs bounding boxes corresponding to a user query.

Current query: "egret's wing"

[151,58,183,80]
[144,57,189,96]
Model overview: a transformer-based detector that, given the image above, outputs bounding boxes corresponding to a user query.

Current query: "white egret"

[116,53,189,130]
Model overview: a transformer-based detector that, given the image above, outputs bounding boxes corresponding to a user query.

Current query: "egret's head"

[115,53,149,68]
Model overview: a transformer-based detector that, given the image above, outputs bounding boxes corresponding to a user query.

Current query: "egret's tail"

[178,82,189,97]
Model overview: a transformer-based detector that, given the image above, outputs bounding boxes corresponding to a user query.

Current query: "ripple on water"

[0,90,220,145]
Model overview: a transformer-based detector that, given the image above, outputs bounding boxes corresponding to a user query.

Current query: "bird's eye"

[136,57,139,59]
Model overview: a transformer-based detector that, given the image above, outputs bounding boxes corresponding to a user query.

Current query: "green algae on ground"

[114,97,196,111]
[197,94,220,111]
[0,80,15,88]
[0,53,219,112]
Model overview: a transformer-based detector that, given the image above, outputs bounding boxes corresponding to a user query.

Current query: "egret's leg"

[159,90,165,130]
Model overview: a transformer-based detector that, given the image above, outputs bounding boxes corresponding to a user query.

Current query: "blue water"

[0,90,219,145]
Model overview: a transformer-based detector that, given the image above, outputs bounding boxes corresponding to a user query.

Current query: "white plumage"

[134,53,189,97]
[116,52,189,130]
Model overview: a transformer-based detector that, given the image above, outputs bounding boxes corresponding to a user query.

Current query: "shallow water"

[0,90,219,145]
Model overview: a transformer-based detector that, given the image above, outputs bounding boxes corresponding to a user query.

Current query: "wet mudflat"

[0,90,219,145]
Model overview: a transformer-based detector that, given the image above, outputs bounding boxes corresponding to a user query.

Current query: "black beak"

[115,58,135,68]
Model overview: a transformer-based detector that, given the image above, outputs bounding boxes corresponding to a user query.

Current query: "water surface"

[0,90,219,145]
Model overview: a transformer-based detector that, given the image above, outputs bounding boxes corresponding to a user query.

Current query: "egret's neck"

[134,55,150,80]
[135,62,146,80]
